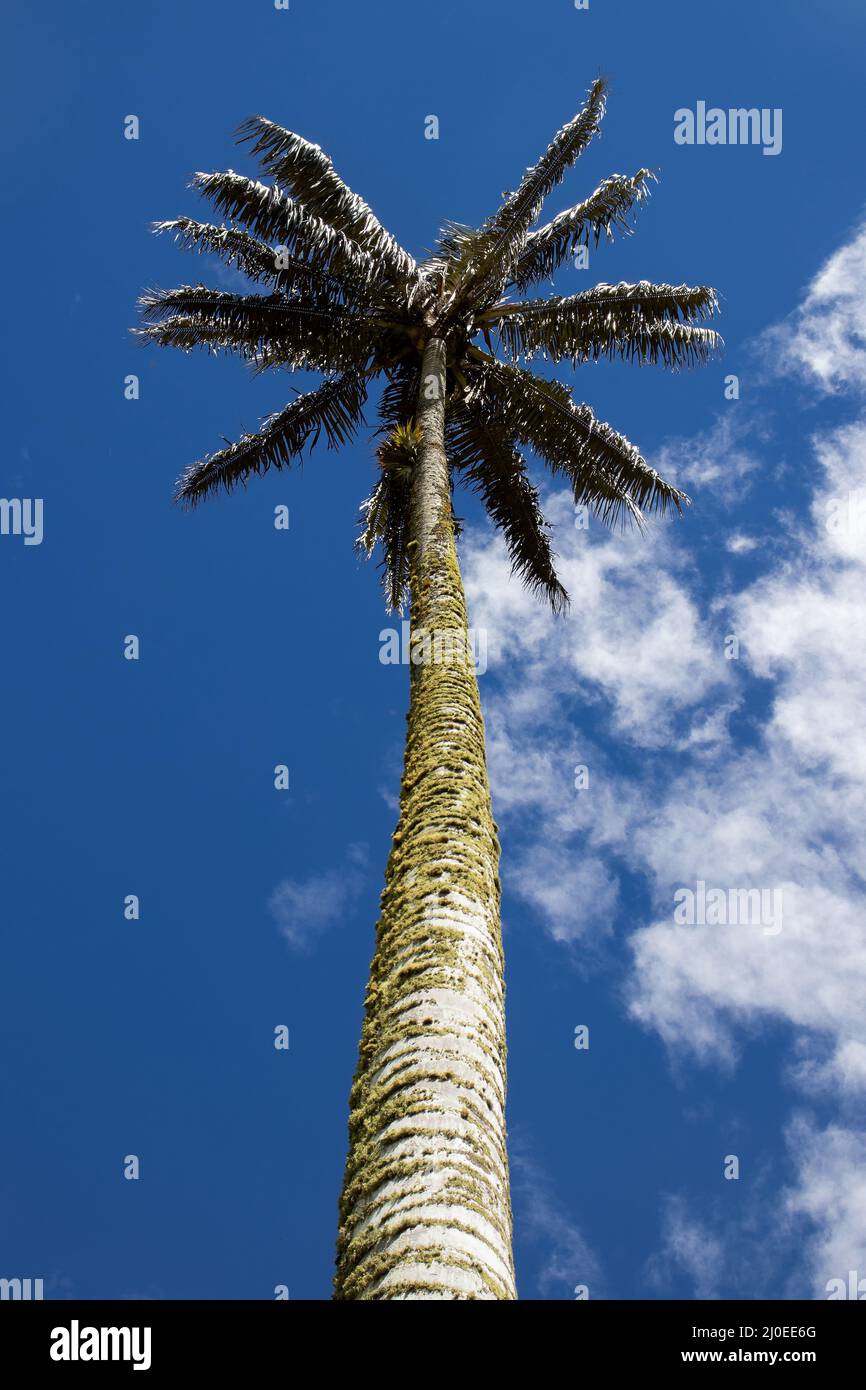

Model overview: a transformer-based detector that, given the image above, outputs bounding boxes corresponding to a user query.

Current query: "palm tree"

[138,76,721,1300]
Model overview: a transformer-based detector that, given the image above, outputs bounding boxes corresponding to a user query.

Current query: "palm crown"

[138,77,721,613]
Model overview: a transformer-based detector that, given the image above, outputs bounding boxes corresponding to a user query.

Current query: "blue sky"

[3,0,866,1300]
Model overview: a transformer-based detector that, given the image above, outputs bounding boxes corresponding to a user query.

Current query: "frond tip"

[487,281,722,369]
[175,372,367,506]
[136,285,379,373]
[510,169,656,292]
[443,78,609,311]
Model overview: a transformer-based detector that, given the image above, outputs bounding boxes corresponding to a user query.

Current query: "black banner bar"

[1,1298,861,1375]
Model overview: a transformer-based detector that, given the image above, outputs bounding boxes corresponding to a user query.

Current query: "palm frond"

[444,78,608,309]
[357,423,421,611]
[378,362,422,434]
[137,286,379,372]
[488,281,721,366]
[152,217,377,306]
[237,117,416,285]
[175,372,368,506]
[509,170,655,292]
[152,218,279,283]
[447,402,567,611]
[191,171,382,287]
[467,359,689,527]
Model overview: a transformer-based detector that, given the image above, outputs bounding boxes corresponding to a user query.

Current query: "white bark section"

[340,882,514,1298]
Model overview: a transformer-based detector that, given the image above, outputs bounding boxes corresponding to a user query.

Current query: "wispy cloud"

[268,843,368,951]
[783,1115,866,1295]
[761,219,866,392]
[645,1196,725,1300]
[725,532,759,554]
[653,409,763,503]
[510,1138,603,1298]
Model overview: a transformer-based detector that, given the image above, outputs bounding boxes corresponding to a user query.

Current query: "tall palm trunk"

[335,338,517,1300]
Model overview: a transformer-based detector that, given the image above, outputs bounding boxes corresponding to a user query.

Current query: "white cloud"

[510,846,619,946]
[464,218,866,1296]
[466,490,732,752]
[464,482,738,951]
[464,496,733,942]
[725,532,759,554]
[268,843,367,950]
[783,1117,866,1295]
[652,410,761,501]
[627,414,866,1080]
[763,220,866,392]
